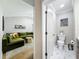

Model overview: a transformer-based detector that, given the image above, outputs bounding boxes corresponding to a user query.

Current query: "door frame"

[34,0,42,59]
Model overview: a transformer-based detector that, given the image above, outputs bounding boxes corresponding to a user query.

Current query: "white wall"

[2,0,34,33]
[4,17,33,33]
[73,0,79,58]
[3,0,33,17]
[74,0,79,38]
[56,11,74,44]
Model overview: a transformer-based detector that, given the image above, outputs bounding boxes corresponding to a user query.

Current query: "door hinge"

[45,53,48,56]
[45,11,47,14]
[45,32,47,35]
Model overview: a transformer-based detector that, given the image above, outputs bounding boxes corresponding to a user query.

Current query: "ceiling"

[23,0,35,6]
[53,0,73,12]
[43,0,55,5]
[3,0,73,16]
[2,0,34,17]
[23,0,73,12]
[44,0,73,14]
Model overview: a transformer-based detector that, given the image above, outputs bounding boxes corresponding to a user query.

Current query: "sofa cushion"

[10,38,24,43]
[9,33,21,42]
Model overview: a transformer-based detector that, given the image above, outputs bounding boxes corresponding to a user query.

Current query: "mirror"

[2,0,34,59]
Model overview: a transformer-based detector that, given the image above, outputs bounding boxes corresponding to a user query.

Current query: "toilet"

[57,31,65,49]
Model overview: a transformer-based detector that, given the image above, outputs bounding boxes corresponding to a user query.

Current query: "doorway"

[2,0,34,59]
[42,0,76,59]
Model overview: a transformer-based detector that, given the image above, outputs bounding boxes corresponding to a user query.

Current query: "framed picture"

[60,18,68,27]
[14,25,26,29]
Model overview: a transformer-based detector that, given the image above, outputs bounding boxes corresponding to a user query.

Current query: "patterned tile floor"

[51,45,76,59]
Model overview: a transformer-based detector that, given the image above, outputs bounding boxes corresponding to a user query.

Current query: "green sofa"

[2,32,33,53]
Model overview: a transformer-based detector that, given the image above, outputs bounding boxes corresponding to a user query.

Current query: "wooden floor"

[3,53,6,59]
[3,48,33,59]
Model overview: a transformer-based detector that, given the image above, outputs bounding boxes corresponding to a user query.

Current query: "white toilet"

[57,31,65,49]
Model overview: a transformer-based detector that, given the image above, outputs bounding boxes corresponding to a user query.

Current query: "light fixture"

[60,4,64,8]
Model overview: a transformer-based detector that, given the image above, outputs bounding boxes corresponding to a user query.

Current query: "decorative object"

[60,18,68,27]
[14,25,26,29]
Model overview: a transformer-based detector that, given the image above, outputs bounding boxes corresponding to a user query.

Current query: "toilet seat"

[57,32,65,49]
[57,40,64,43]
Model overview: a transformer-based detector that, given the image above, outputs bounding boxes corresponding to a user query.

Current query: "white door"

[42,4,57,59]
[47,7,57,59]
[0,16,3,59]
[0,3,3,59]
